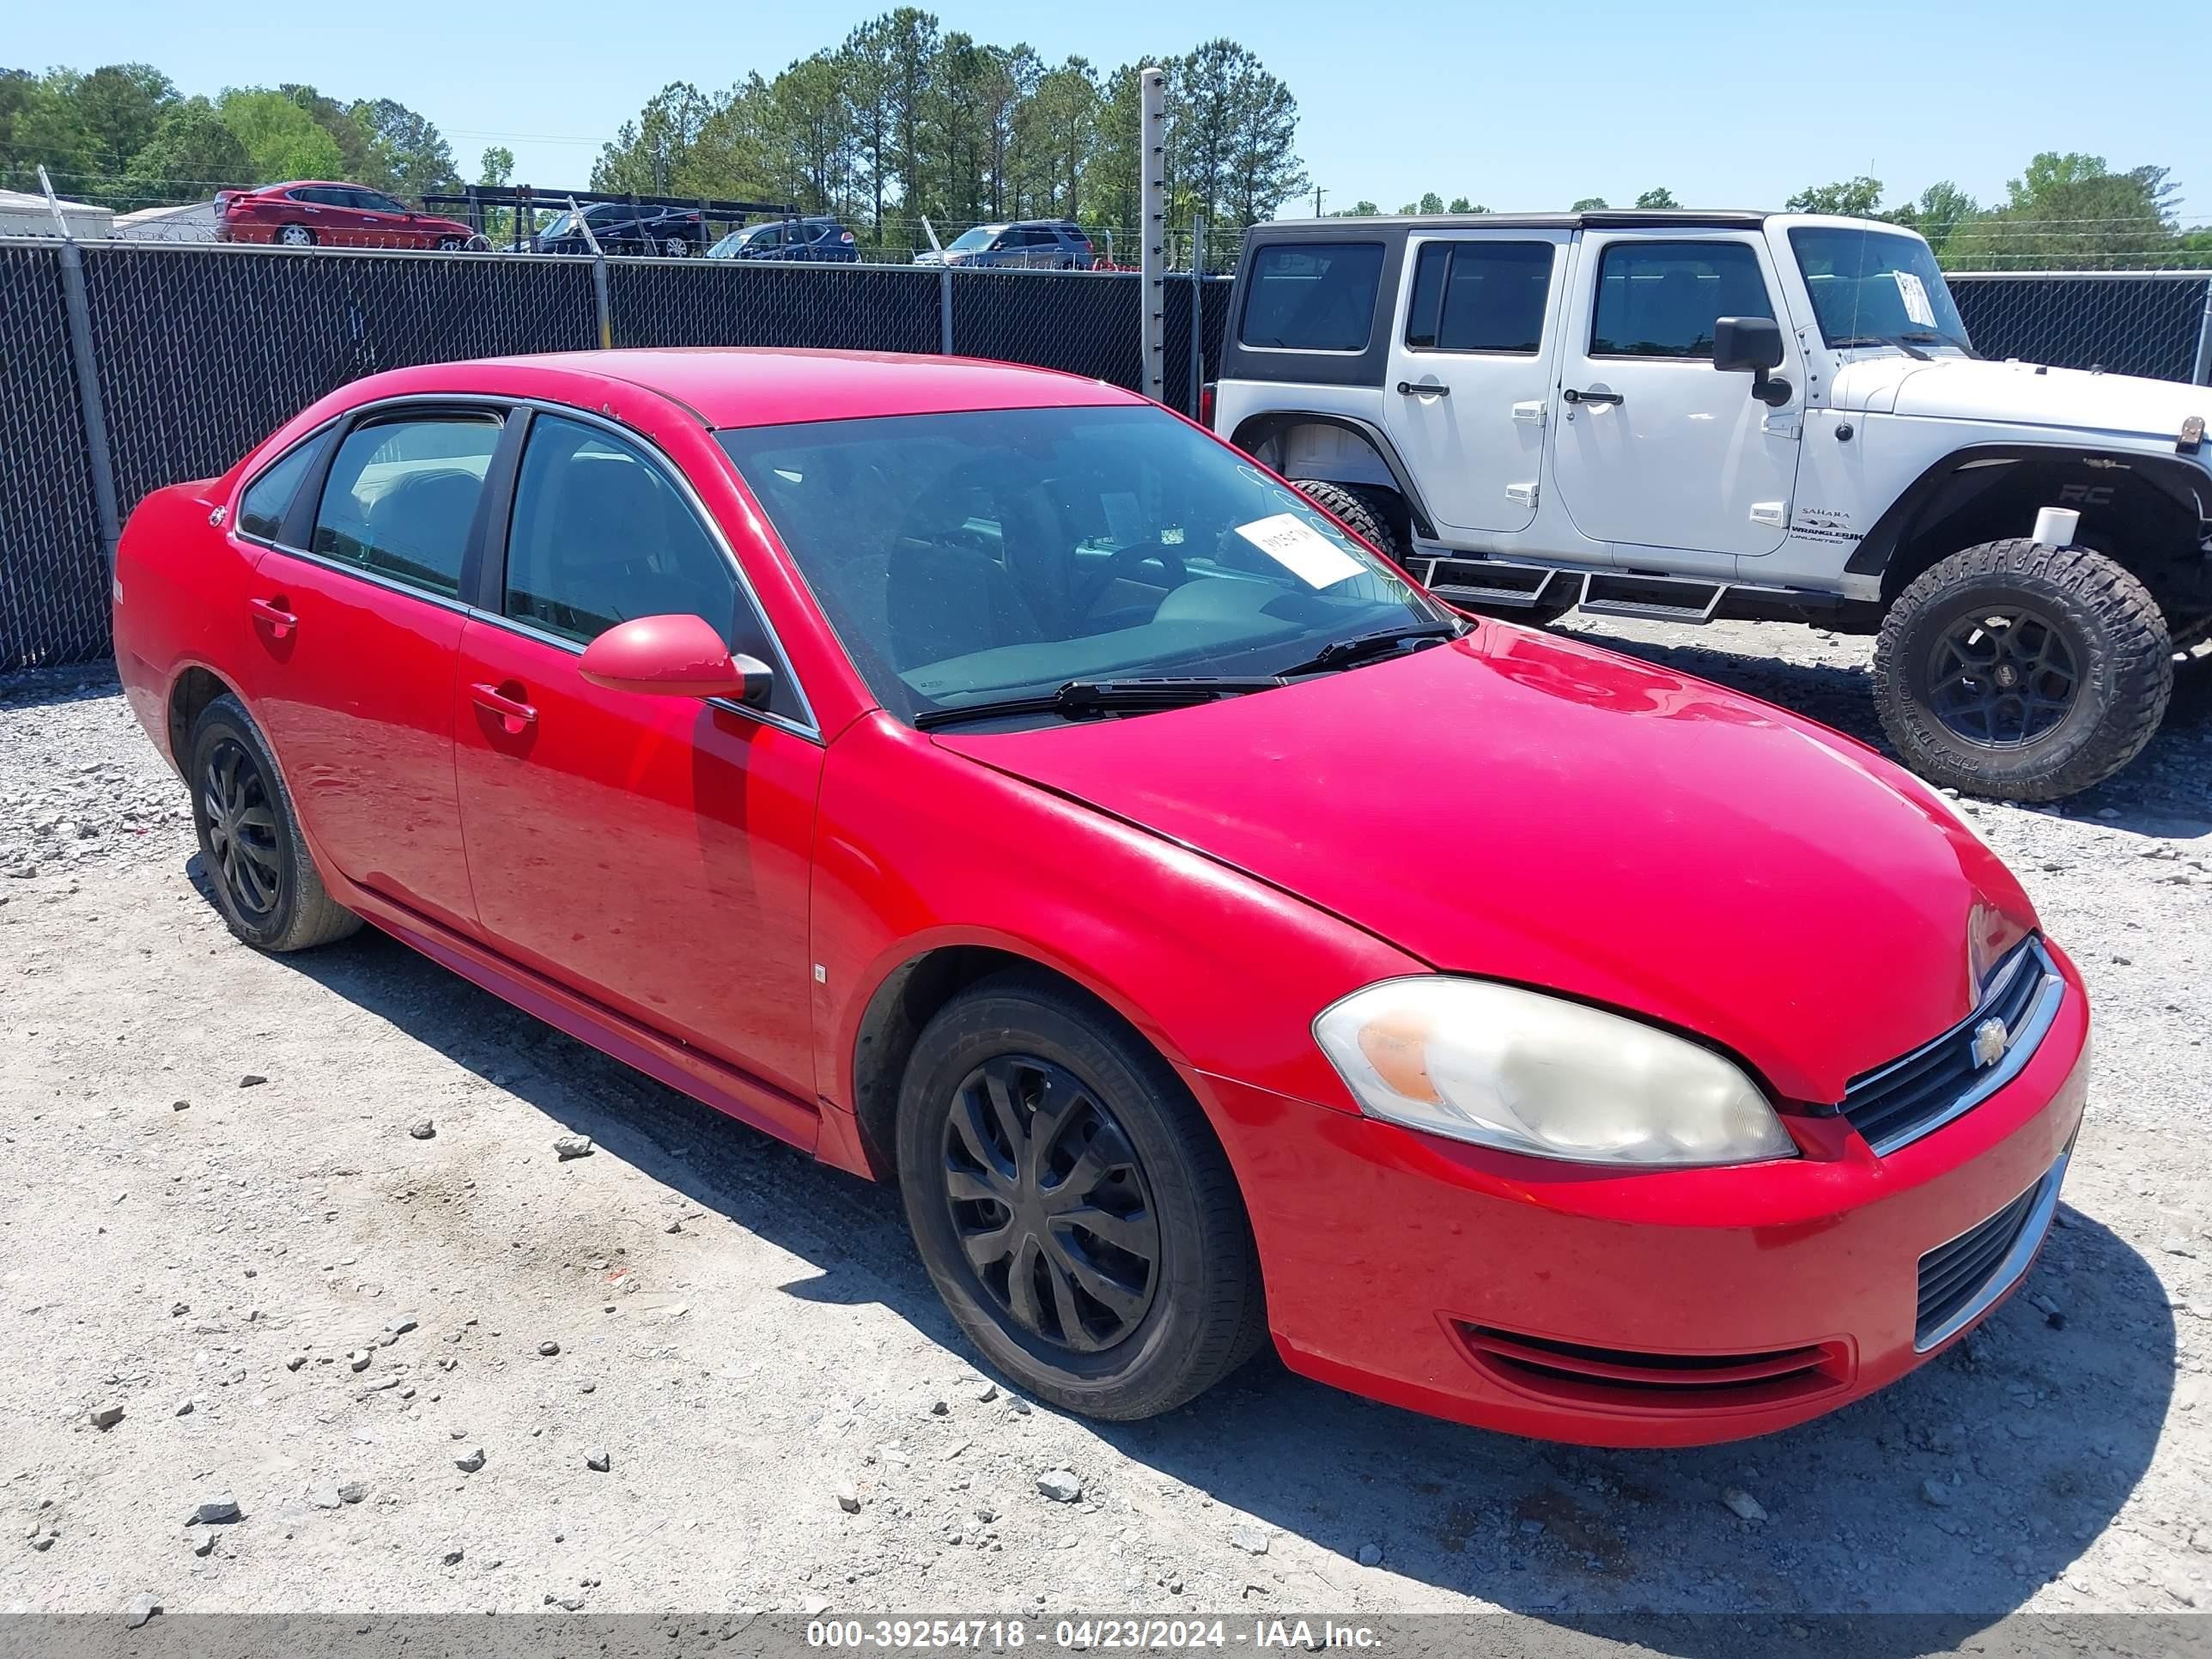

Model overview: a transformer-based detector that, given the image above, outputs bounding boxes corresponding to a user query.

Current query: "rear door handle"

[469,682,538,734]
[247,596,298,639]
[1396,380,1450,398]
[1562,387,1625,406]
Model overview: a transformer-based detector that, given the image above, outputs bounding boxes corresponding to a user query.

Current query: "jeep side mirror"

[1713,317,1791,407]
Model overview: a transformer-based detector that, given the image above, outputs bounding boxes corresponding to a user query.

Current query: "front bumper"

[1204,943,2091,1447]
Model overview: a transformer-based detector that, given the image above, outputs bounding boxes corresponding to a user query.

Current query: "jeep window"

[1590,241,1774,359]
[1406,241,1554,354]
[1239,242,1386,352]
[1790,227,1972,353]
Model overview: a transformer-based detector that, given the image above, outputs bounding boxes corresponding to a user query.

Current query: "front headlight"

[1312,978,1795,1167]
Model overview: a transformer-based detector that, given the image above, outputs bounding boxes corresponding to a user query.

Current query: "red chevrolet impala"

[112,349,2089,1445]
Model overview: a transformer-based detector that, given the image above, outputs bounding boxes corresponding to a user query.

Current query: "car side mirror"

[578,613,771,708]
[1713,316,1791,407]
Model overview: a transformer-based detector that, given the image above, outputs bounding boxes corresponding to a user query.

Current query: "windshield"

[1789,227,1972,352]
[538,211,575,239]
[718,404,1448,726]
[947,226,998,252]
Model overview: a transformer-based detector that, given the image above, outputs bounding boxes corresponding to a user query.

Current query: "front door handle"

[1562,387,1625,406]
[1396,380,1450,398]
[469,682,538,735]
[247,596,298,639]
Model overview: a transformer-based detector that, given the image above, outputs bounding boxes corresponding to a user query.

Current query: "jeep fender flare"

[1846,441,2210,590]
[1226,411,1440,540]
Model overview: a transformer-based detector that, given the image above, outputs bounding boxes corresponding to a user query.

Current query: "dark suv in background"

[534,202,710,258]
[708,216,861,263]
[915,219,1095,269]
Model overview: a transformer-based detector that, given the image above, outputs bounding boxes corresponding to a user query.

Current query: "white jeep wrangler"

[1213,210,2211,799]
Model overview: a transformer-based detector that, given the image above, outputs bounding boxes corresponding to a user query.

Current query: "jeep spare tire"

[1874,538,2172,802]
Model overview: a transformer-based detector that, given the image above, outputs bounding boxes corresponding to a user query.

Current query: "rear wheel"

[276,224,314,247]
[661,234,690,258]
[434,235,465,252]
[1874,538,2172,800]
[896,971,1266,1420]
[1292,480,1399,561]
[187,695,362,952]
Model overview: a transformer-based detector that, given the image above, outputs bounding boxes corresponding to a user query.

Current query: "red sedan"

[112,349,2089,1445]
[216,181,477,250]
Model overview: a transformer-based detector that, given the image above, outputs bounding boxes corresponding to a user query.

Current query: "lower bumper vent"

[1454,1324,1850,1413]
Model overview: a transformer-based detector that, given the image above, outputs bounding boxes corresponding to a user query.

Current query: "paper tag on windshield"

[1234,513,1366,588]
[1893,269,1937,329]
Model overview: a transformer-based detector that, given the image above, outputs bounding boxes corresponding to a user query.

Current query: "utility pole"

[1312,185,1324,217]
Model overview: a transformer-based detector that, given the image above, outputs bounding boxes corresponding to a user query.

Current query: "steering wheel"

[1078,540,1188,613]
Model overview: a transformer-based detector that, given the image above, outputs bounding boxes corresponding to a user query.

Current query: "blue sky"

[17,1,2210,222]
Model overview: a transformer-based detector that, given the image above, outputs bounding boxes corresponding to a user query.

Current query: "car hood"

[1832,352,2210,441]
[931,625,2039,1104]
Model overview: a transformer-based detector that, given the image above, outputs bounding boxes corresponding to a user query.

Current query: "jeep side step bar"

[1409,554,1840,624]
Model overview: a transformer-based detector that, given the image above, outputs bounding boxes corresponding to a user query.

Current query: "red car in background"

[216,181,477,250]
[110,349,2090,1445]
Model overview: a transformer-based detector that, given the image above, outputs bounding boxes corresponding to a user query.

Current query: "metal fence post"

[1139,67,1168,403]
[1187,218,1207,418]
[39,167,123,580]
[940,267,955,356]
[2194,276,2212,386]
[568,197,614,349]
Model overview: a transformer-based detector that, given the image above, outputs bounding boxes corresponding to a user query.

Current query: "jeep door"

[1381,232,1571,536]
[1549,230,1803,566]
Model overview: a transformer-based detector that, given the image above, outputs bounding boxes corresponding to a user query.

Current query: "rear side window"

[312,415,501,599]
[1405,241,1555,353]
[235,440,320,544]
[1238,243,1385,351]
[1590,241,1774,359]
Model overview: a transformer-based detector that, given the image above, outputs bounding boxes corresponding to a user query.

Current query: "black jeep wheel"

[1292,479,1400,562]
[1875,538,2172,800]
[187,694,362,952]
[896,971,1266,1420]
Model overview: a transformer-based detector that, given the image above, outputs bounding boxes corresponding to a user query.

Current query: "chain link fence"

[1948,271,2212,382]
[1,233,2206,671]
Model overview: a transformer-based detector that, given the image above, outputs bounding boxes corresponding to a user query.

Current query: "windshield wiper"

[1273,621,1468,679]
[1830,334,1930,361]
[1899,328,1979,359]
[913,676,1285,730]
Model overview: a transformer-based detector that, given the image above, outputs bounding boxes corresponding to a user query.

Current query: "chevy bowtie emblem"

[1972,1017,2008,1069]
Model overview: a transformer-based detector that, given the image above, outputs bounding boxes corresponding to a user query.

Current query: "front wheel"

[1874,538,2172,800]
[896,972,1266,1420]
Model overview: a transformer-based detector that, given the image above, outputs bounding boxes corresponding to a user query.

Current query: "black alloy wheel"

[201,735,283,921]
[939,1054,1161,1352]
[1923,605,2080,747]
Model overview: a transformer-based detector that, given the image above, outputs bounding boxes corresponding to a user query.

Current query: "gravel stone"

[190,1494,241,1526]
[123,1593,161,1629]
[454,1447,486,1474]
[409,1120,436,1139]
[553,1136,594,1161]
[1722,1488,1769,1522]
[584,1447,611,1473]
[1036,1469,1083,1504]
[836,1480,861,1512]
[89,1404,124,1430]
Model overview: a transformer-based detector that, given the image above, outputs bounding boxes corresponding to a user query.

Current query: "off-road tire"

[1293,479,1400,561]
[187,694,362,952]
[1875,538,2172,801]
[896,970,1267,1420]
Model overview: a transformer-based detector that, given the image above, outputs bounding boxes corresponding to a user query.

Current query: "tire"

[276,224,315,247]
[662,235,690,258]
[434,235,465,252]
[1293,479,1400,561]
[187,695,362,952]
[896,971,1267,1420]
[1874,538,2173,801]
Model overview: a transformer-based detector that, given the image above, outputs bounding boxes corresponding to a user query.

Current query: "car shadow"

[0,662,125,713]
[1562,621,2212,841]
[199,860,2178,1637]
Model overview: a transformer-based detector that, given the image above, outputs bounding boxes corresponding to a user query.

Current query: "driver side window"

[502,416,737,647]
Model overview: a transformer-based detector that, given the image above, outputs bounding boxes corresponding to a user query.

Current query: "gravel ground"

[1,619,2209,1625]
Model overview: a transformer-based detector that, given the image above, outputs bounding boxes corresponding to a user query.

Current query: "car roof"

[1256,208,1769,234]
[396,348,1144,428]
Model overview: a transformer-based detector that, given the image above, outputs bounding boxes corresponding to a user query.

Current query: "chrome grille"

[1915,1149,2069,1351]
[1842,939,2063,1156]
